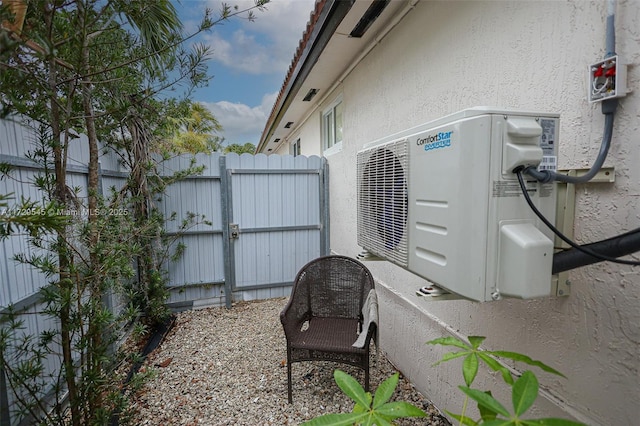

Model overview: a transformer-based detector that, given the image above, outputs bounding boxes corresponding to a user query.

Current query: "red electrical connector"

[605,65,616,78]
[593,66,604,78]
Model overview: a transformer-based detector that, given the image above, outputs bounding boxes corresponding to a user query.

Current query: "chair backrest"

[290,255,375,320]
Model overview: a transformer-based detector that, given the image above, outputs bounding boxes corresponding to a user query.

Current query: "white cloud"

[204,30,272,74]
[202,0,316,75]
[203,91,278,144]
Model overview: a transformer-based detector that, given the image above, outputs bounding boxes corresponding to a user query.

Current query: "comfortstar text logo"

[416,131,453,151]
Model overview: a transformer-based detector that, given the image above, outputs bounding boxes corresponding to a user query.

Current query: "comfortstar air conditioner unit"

[357,107,559,302]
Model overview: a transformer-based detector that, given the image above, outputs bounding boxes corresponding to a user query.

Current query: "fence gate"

[160,153,329,310]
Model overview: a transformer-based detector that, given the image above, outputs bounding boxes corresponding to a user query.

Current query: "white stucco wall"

[294,117,323,157]
[293,1,640,424]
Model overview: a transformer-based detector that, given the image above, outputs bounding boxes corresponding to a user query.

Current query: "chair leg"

[287,358,293,403]
[364,354,370,392]
[364,367,370,393]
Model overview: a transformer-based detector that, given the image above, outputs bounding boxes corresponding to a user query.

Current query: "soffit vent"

[349,0,390,38]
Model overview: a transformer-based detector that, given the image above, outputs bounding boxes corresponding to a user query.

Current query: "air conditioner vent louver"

[357,138,409,267]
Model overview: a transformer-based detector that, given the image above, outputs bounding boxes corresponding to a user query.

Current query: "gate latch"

[229,224,240,240]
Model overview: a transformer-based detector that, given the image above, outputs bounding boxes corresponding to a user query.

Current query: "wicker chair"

[280,255,377,403]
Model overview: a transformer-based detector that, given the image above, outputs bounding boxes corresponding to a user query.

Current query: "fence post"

[320,157,330,256]
[219,156,233,309]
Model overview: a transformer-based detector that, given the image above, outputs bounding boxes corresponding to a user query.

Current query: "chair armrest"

[280,301,310,338]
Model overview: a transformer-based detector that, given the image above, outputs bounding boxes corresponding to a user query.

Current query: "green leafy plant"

[301,369,426,426]
[427,336,585,426]
[0,193,67,239]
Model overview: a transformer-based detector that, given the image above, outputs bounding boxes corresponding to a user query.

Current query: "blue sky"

[175,0,316,146]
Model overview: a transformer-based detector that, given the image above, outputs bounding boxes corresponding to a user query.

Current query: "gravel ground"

[129,297,451,425]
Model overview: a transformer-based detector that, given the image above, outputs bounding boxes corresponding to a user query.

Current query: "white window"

[322,98,343,152]
[291,138,301,156]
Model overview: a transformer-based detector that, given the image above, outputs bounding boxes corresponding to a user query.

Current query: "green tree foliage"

[0,0,269,424]
[0,194,67,239]
[166,102,224,154]
[224,142,256,154]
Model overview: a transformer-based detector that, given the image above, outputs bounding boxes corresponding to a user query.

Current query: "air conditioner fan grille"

[357,139,409,266]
